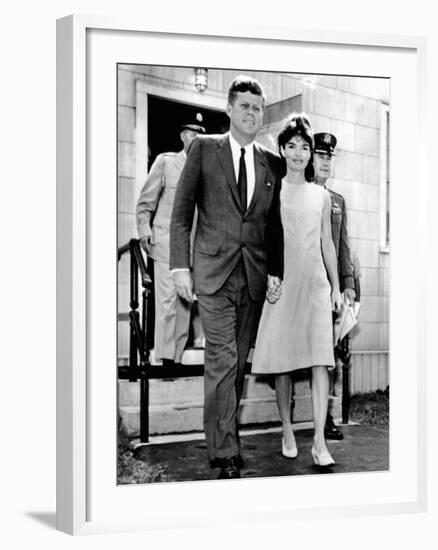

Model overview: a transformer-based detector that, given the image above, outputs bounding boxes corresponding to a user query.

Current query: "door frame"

[135,80,226,199]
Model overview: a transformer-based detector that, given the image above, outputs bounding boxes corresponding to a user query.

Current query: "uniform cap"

[181,112,206,134]
[314,132,337,156]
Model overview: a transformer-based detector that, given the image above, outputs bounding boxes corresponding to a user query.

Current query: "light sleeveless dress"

[251,181,335,373]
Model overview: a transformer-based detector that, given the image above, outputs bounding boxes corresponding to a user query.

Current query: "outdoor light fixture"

[194,68,208,92]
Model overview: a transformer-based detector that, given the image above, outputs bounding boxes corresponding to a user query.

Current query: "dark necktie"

[238,147,247,211]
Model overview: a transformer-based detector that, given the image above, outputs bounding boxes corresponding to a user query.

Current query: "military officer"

[313,132,355,440]
[136,118,206,368]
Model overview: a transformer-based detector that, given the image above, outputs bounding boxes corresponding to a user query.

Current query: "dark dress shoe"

[210,455,244,469]
[324,415,344,440]
[217,456,241,479]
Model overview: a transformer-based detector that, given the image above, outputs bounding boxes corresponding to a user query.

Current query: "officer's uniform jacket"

[327,189,354,291]
[136,150,187,264]
[136,149,194,362]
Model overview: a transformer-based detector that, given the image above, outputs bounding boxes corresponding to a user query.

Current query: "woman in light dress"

[252,114,341,466]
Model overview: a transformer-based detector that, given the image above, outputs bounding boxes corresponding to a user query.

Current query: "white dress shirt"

[228,132,256,207]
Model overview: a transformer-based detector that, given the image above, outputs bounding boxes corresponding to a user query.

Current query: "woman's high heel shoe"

[282,438,298,458]
[311,445,335,466]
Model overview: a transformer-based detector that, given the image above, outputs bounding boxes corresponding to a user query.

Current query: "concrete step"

[120,375,277,406]
[118,375,341,436]
[118,347,205,367]
[119,368,342,406]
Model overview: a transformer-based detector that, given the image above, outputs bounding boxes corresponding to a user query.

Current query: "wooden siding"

[350,352,389,393]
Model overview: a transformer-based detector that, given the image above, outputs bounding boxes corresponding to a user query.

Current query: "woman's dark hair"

[277,113,314,181]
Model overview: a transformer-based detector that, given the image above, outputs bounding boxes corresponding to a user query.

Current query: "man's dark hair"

[227,75,266,107]
[278,112,315,182]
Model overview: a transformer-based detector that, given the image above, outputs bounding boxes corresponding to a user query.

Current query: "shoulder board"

[328,189,344,200]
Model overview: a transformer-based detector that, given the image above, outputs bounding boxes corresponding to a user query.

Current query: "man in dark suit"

[313,132,355,440]
[170,76,283,479]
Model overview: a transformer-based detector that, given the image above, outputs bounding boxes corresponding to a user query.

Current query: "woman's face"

[281,134,311,173]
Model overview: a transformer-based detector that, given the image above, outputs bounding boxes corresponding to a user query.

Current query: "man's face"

[313,151,334,183]
[180,129,199,151]
[226,91,264,142]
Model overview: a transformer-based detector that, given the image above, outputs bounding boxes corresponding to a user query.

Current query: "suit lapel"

[216,134,241,209]
[245,143,266,218]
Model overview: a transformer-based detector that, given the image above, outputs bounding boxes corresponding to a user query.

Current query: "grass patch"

[349,389,389,426]
[117,425,164,485]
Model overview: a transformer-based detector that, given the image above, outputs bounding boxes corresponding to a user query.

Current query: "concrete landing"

[130,424,389,483]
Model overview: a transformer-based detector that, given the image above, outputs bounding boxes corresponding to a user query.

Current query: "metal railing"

[118,239,152,442]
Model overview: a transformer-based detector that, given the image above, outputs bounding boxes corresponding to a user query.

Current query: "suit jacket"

[328,189,354,291]
[136,150,186,264]
[170,133,283,301]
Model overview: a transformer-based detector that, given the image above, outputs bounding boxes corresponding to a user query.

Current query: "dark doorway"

[147,96,229,167]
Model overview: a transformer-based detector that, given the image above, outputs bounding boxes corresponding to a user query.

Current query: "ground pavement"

[131,424,389,483]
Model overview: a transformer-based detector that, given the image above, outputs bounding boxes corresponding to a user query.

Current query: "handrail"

[118,238,152,442]
[117,241,130,260]
[118,239,152,288]
[132,242,151,289]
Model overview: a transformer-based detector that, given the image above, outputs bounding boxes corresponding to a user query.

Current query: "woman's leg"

[311,366,330,454]
[275,373,296,449]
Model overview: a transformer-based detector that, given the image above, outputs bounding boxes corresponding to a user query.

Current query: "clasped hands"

[267,279,353,312]
[266,275,282,304]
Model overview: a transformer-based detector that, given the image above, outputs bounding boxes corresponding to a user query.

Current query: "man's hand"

[139,227,152,254]
[267,275,282,304]
[173,270,194,303]
[343,288,356,306]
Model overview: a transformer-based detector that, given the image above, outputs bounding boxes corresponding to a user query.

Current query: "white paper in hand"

[333,303,357,344]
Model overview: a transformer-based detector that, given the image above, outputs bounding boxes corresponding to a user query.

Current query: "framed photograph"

[57,15,427,535]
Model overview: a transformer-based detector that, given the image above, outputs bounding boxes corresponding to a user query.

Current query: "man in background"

[136,119,205,368]
[313,132,355,440]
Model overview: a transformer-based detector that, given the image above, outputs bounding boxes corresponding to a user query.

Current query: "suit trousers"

[154,260,191,363]
[197,260,264,461]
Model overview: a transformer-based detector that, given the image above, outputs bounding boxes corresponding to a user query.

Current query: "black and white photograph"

[117,64,390,484]
[2,0,436,543]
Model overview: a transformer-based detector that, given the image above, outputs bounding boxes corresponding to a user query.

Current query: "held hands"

[331,287,342,313]
[173,270,194,303]
[267,275,282,304]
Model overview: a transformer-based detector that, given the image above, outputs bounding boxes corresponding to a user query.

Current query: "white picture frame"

[56,15,427,535]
